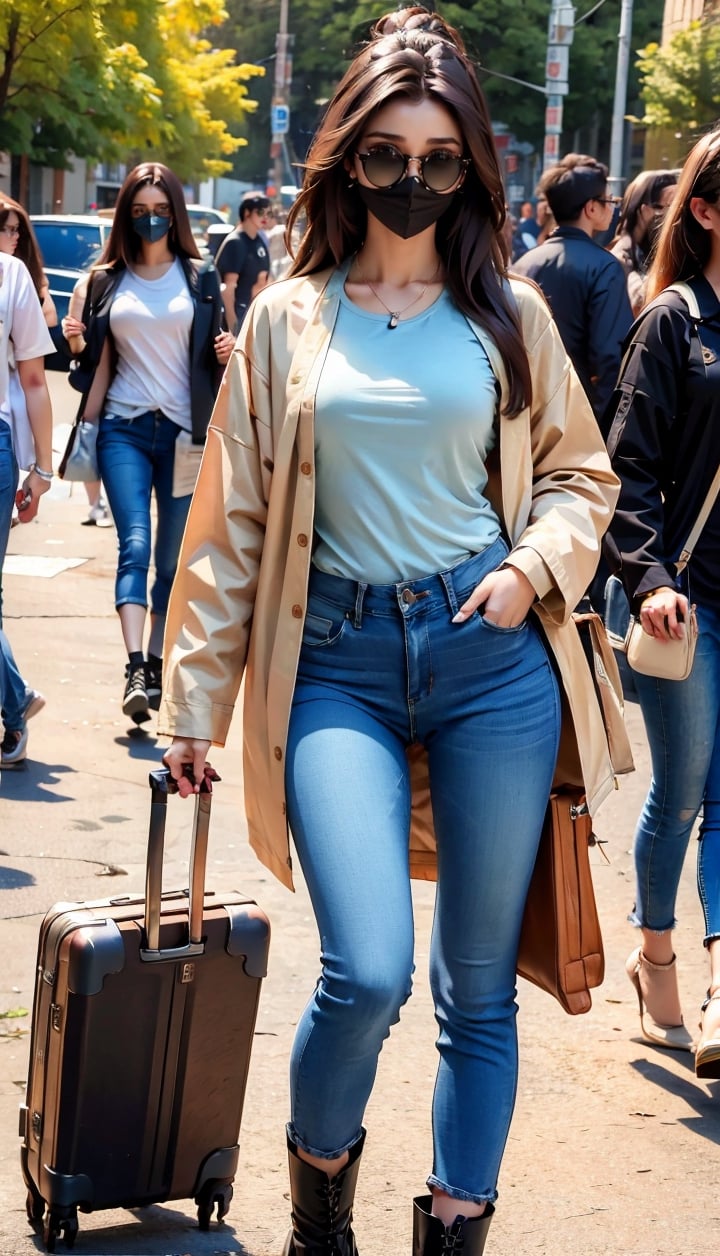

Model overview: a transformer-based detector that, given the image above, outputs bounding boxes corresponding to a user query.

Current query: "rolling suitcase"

[20,768,270,1252]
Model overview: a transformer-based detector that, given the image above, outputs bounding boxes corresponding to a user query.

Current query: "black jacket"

[70,255,223,444]
[512,225,633,420]
[603,274,720,613]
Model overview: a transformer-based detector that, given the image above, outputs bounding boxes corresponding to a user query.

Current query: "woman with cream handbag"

[604,127,720,1078]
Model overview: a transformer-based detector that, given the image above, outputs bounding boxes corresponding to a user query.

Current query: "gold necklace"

[355,261,440,329]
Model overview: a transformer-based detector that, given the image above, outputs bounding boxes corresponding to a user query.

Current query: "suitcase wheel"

[196,1181,233,1230]
[43,1209,78,1252]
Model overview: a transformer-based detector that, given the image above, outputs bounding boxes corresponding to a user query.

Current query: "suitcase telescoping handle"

[142,767,212,962]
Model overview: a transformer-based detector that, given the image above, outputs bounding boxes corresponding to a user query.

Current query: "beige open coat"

[158,265,620,891]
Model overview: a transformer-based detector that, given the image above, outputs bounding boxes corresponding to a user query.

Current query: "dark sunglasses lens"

[364,149,405,188]
[423,154,463,191]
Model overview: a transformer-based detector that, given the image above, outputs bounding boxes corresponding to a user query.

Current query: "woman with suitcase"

[160,8,618,1252]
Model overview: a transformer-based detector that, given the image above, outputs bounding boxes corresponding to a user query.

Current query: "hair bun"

[370,6,465,52]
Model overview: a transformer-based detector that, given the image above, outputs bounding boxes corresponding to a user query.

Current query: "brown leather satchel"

[518,791,604,1015]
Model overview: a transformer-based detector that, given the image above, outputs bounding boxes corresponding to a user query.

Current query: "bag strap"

[676,461,720,572]
[664,279,701,320]
[663,281,720,572]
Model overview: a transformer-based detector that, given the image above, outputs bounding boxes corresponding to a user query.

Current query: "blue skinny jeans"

[97,410,192,614]
[630,604,720,944]
[285,539,561,1205]
[0,418,31,730]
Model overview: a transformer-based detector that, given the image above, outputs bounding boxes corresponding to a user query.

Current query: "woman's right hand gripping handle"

[163,737,213,797]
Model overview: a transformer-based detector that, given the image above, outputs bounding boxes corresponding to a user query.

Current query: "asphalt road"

[0,373,717,1255]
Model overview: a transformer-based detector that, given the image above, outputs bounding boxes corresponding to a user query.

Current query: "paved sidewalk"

[0,380,718,1255]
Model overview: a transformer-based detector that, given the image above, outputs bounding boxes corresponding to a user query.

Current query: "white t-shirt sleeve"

[4,256,55,360]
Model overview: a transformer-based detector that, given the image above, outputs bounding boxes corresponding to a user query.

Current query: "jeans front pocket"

[302,601,348,648]
[476,613,528,635]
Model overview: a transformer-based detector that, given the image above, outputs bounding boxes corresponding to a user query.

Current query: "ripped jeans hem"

[627,909,677,933]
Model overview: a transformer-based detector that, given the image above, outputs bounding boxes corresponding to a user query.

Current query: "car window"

[187,208,225,231]
[32,223,104,271]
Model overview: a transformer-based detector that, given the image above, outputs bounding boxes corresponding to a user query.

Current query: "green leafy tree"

[637,14,720,136]
[0,0,263,178]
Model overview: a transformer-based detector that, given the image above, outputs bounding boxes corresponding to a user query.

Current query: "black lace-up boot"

[281,1130,365,1255]
[412,1195,494,1255]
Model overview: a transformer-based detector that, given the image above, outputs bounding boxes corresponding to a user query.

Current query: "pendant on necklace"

[388,313,399,329]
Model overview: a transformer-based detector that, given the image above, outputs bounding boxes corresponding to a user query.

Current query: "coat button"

[291,373,301,384]
[292,604,303,618]
[297,533,308,547]
[300,461,312,475]
[274,746,283,760]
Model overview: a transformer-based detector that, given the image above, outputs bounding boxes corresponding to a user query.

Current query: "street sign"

[543,134,561,163]
[545,101,564,134]
[271,104,290,136]
[545,44,569,86]
[549,5,576,45]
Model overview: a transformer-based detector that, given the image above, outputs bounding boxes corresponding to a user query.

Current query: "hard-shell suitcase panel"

[20,769,270,1249]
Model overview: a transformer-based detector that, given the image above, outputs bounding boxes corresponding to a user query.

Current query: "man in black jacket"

[513,154,633,422]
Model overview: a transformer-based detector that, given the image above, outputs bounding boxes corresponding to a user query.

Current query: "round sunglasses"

[355,144,469,193]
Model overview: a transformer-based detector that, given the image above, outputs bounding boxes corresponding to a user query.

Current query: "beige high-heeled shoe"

[625,947,693,1051]
[695,992,720,1078]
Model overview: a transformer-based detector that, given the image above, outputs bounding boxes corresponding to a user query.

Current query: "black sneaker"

[146,661,162,712]
[122,664,150,723]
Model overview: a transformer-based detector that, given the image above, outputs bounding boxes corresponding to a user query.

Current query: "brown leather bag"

[517,791,604,1015]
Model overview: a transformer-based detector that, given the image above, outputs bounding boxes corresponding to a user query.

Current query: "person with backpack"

[603,127,720,1078]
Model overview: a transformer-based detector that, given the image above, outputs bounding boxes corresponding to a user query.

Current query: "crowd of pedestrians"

[2,4,720,1249]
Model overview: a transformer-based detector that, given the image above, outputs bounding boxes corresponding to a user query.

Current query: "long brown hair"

[286,6,531,416]
[646,128,720,301]
[95,162,200,271]
[0,195,45,296]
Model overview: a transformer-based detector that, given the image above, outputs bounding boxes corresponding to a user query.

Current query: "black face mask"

[356,177,457,239]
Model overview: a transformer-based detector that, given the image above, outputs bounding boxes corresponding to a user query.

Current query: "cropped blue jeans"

[630,604,720,944]
[0,418,30,730]
[284,539,561,1205]
[97,410,192,615]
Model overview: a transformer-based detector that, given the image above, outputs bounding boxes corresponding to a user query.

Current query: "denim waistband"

[308,536,510,625]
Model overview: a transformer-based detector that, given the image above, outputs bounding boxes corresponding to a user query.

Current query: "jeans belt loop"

[439,568,459,617]
[353,582,367,629]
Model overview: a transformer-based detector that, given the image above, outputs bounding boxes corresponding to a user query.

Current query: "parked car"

[30,214,112,368]
[185,203,229,253]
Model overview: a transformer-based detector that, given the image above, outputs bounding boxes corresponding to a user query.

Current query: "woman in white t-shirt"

[0,198,56,763]
[63,163,234,726]
[0,250,54,766]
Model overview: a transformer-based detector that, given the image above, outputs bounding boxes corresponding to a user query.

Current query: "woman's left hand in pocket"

[452,566,537,627]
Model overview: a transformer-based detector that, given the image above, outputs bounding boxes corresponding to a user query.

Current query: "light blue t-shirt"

[312,286,502,584]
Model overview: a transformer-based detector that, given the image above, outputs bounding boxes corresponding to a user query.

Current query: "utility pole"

[269,0,292,199]
[543,2,575,171]
[608,0,634,191]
